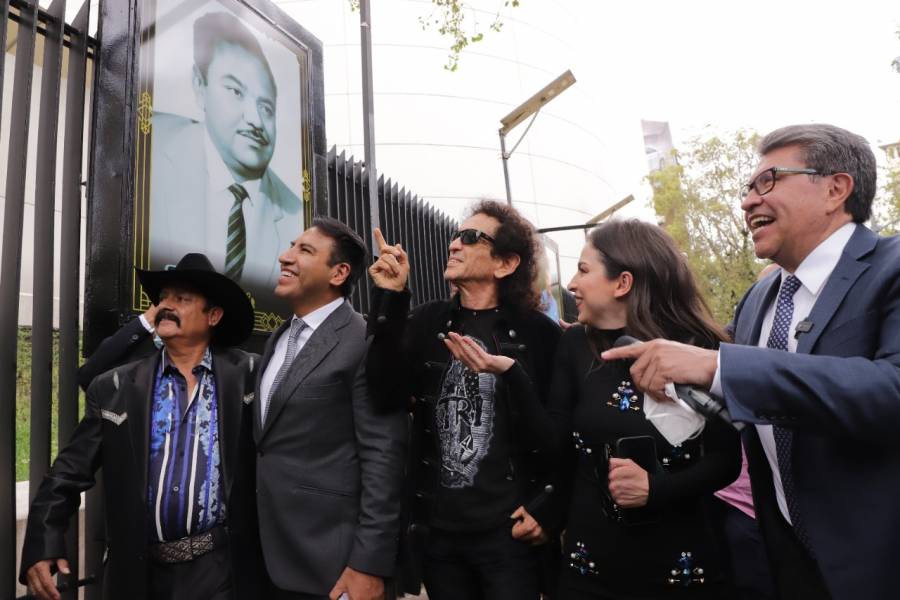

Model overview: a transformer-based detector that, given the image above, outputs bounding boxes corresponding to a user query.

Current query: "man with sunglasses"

[366,200,561,600]
[603,123,900,600]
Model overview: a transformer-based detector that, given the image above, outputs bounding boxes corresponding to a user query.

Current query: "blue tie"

[766,274,812,550]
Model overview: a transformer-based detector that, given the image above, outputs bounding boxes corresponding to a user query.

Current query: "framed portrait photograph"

[130,0,323,334]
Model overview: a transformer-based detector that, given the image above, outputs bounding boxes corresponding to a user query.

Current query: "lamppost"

[359,0,380,250]
[498,69,576,204]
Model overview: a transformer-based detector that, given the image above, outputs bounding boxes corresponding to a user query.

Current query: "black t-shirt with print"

[429,307,521,531]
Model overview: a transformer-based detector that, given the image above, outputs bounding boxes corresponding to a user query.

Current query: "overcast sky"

[564,0,900,149]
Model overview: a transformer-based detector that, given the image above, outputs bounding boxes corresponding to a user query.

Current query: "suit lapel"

[743,273,781,345]
[258,302,351,441]
[796,226,876,354]
[212,348,241,496]
[125,355,158,505]
[254,321,290,443]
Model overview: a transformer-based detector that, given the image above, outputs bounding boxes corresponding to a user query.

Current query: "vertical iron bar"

[358,159,371,315]
[326,146,338,218]
[337,150,348,224]
[350,157,362,312]
[58,3,91,597]
[0,1,39,595]
[30,0,67,503]
[425,205,436,301]
[410,195,420,305]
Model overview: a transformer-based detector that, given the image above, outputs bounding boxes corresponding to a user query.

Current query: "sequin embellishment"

[608,381,641,412]
[569,541,599,577]
[666,551,705,587]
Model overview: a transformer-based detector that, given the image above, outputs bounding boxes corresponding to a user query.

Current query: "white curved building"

[276,0,651,279]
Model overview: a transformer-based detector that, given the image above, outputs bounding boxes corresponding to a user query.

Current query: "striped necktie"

[225,183,248,280]
[766,274,813,551]
[262,318,307,424]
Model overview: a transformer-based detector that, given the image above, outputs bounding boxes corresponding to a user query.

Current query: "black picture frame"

[85,0,326,355]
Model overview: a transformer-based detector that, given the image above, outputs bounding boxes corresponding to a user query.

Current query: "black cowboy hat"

[136,253,254,347]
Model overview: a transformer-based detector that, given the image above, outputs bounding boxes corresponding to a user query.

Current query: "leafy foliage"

[872,160,900,235]
[649,131,764,325]
[349,0,521,72]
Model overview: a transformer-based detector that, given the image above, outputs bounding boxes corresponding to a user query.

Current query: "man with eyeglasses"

[366,200,561,600]
[604,123,900,600]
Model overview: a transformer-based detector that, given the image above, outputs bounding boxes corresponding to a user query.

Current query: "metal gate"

[1,2,456,598]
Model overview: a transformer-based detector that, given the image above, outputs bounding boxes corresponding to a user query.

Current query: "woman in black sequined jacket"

[549,220,741,600]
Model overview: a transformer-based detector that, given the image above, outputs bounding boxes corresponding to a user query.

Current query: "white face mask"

[642,383,706,447]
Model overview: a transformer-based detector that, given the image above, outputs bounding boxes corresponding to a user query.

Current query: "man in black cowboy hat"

[20,254,260,600]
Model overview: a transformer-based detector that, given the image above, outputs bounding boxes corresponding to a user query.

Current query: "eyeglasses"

[451,228,495,245]
[742,167,831,197]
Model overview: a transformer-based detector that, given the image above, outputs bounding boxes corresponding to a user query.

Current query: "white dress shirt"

[202,132,281,288]
[259,297,345,420]
[712,222,856,523]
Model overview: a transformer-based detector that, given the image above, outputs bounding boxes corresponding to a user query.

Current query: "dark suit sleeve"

[646,418,741,509]
[78,318,154,390]
[347,341,409,577]
[541,328,582,532]
[366,287,416,411]
[19,380,105,582]
[720,282,900,441]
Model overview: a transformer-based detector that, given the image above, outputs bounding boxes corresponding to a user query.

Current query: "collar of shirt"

[294,296,345,333]
[159,346,214,377]
[787,222,857,297]
[203,127,261,207]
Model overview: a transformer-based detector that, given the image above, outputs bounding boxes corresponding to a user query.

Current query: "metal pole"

[499,130,512,205]
[359,0,380,250]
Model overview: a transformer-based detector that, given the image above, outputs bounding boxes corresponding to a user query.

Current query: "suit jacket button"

[131,334,140,341]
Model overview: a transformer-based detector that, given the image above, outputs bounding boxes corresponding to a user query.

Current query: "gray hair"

[758,124,876,223]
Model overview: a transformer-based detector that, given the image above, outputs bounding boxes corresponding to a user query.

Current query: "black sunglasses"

[452,228,495,245]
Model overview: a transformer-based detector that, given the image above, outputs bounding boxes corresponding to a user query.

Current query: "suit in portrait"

[149,112,302,298]
[20,346,261,599]
[720,225,900,600]
[253,300,407,596]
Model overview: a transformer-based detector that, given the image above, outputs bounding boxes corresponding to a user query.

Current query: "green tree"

[350,0,521,71]
[872,159,900,235]
[648,130,764,325]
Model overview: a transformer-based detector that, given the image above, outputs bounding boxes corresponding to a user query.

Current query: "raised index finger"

[373,227,389,252]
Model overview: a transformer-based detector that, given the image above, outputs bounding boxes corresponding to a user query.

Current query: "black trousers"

[148,544,232,600]
[422,526,540,600]
[708,498,776,600]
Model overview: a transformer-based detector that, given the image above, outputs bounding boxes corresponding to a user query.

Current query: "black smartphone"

[614,435,660,474]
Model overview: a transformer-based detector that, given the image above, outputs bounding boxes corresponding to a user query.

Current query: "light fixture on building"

[499,69,576,204]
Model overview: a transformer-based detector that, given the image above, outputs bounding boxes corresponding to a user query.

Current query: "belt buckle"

[190,530,214,558]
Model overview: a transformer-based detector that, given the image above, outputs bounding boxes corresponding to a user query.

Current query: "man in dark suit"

[255,216,406,600]
[149,12,302,298]
[20,254,259,600]
[604,124,900,600]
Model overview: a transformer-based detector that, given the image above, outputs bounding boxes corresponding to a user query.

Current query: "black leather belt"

[149,525,228,564]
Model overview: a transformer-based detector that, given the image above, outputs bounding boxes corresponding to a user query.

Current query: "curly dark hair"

[468,200,540,314]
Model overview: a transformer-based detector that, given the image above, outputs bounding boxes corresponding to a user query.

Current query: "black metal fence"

[326,146,456,315]
[1,4,456,599]
[0,0,94,598]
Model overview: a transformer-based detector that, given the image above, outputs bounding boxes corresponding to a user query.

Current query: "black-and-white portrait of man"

[147,2,305,303]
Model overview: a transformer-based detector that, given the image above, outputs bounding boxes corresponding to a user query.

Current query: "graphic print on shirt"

[436,336,496,488]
